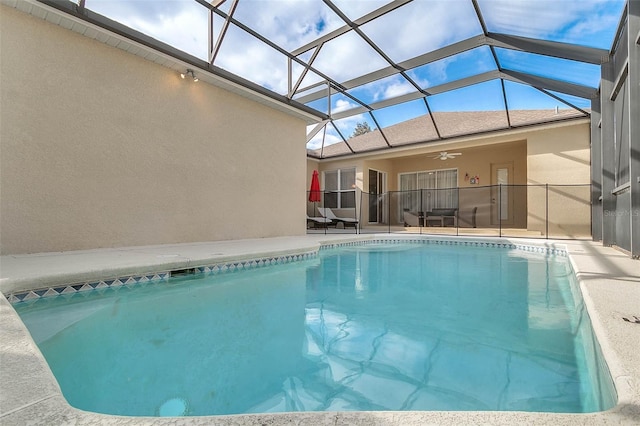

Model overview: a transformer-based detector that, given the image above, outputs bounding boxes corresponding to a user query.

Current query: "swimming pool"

[13,239,616,416]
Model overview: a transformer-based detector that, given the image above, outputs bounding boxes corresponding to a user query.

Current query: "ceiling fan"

[433,151,462,160]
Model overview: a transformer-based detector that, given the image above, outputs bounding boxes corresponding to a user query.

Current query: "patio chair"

[425,208,458,227]
[317,207,358,229]
[307,215,333,228]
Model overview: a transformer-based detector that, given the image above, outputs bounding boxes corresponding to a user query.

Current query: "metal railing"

[307,184,591,240]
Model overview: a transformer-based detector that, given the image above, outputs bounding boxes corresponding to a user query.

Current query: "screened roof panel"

[546,90,592,110]
[347,128,389,153]
[434,109,509,139]
[406,46,497,90]
[503,81,586,126]
[307,123,342,150]
[231,0,344,52]
[428,79,506,112]
[503,80,564,111]
[385,114,439,147]
[310,31,390,82]
[293,70,326,95]
[329,0,392,21]
[31,0,628,159]
[358,0,483,64]
[366,99,437,147]
[330,93,367,116]
[495,48,601,88]
[477,0,626,49]
[304,96,330,115]
[214,24,289,93]
[346,74,418,106]
[372,98,430,129]
[429,80,509,136]
[333,115,378,139]
[86,0,209,60]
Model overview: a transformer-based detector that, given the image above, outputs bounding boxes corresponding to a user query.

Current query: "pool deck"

[1,234,639,425]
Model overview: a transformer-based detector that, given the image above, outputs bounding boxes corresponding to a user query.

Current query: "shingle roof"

[308,108,585,158]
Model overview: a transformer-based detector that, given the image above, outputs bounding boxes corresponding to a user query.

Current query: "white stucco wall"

[0,6,307,255]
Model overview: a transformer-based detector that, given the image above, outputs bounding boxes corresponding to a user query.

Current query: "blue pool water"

[15,241,616,416]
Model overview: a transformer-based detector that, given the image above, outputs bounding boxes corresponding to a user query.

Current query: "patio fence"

[307,184,592,240]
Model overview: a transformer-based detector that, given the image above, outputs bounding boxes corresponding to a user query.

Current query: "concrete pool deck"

[1,234,639,425]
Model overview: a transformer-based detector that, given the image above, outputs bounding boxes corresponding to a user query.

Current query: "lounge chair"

[403,211,424,227]
[317,207,358,229]
[307,215,333,228]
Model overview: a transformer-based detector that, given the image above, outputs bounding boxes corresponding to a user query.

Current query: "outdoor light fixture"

[180,69,198,82]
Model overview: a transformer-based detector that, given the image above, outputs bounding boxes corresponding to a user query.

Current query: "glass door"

[491,162,514,225]
[369,169,386,223]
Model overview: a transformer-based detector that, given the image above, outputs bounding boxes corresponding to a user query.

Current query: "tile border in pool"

[4,237,566,305]
[5,251,318,305]
[319,237,568,256]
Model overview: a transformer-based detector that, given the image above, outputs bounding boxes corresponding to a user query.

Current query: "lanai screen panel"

[371,99,437,147]
[56,0,627,157]
[428,80,508,137]
[357,0,483,63]
[477,0,626,49]
[87,0,209,60]
[503,81,586,127]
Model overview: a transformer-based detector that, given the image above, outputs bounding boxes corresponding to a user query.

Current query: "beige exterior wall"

[0,7,307,255]
[527,125,591,237]
[312,120,590,235]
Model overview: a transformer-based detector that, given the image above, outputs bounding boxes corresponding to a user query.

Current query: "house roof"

[308,108,587,158]
[6,0,627,159]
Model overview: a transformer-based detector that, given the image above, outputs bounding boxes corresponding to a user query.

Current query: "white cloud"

[380,79,416,100]
[90,0,209,59]
[310,31,389,83]
[306,126,342,149]
[230,0,345,51]
[359,1,483,63]
[333,113,368,135]
[333,98,358,113]
[214,26,289,93]
[478,0,624,46]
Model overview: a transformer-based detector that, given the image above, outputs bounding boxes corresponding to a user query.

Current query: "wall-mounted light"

[180,69,198,82]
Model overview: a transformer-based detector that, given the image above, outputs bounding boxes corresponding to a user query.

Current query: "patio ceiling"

[21,0,627,158]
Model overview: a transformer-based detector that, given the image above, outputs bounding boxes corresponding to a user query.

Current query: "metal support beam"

[487,33,608,65]
[208,0,238,64]
[600,60,616,247]
[329,122,355,154]
[590,97,603,241]
[628,0,640,257]
[500,69,599,99]
[306,120,330,143]
[294,35,483,105]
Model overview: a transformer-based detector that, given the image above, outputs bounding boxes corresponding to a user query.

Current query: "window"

[324,168,356,209]
[399,168,458,212]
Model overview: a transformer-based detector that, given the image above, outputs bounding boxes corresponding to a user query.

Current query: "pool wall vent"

[170,268,196,276]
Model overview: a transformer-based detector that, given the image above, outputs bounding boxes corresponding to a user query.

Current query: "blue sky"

[82,0,626,149]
